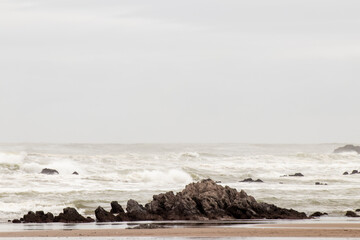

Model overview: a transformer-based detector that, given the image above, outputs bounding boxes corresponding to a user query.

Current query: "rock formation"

[14,179,308,223]
[17,208,93,223]
[334,145,360,154]
[40,168,59,175]
[239,178,263,183]
[95,179,307,221]
[310,211,328,218]
[345,211,360,217]
[289,173,304,177]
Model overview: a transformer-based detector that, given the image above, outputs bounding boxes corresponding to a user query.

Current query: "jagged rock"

[40,168,59,175]
[240,178,263,183]
[54,207,94,223]
[95,206,117,222]
[310,212,328,218]
[110,201,124,214]
[343,171,349,175]
[315,182,327,185]
[72,171,79,175]
[289,173,304,177]
[22,211,54,223]
[345,211,360,217]
[12,219,21,223]
[145,179,307,220]
[334,145,360,154]
[127,199,160,220]
[351,170,359,174]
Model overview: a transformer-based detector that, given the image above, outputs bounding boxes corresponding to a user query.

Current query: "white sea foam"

[1,143,360,221]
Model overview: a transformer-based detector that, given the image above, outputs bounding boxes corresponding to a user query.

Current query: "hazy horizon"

[1,0,359,143]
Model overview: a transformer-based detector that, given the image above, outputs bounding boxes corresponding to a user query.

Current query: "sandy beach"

[2,223,360,238]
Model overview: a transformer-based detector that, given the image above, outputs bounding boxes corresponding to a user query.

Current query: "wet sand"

[2,223,360,238]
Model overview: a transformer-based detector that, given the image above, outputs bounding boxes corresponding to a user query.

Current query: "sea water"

[1,143,360,222]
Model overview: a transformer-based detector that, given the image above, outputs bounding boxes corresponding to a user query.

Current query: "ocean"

[0,143,359,222]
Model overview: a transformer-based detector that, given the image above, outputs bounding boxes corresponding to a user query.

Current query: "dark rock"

[351,170,359,174]
[343,171,349,175]
[334,145,360,154]
[110,201,124,214]
[315,182,327,185]
[310,212,328,218]
[356,209,360,212]
[127,199,160,221]
[72,171,79,175]
[22,211,54,223]
[95,206,117,222]
[289,173,304,177]
[12,219,21,223]
[215,181,222,183]
[345,211,360,217]
[40,168,59,175]
[54,207,94,223]
[240,178,263,183]
[145,179,307,220]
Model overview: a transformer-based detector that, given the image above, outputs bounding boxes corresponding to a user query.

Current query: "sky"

[0,0,359,143]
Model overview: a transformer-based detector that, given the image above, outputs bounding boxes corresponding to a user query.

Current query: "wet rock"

[351,170,359,174]
[343,171,349,175]
[315,182,327,185]
[289,173,304,177]
[145,179,307,220]
[54,207,94,223]
[334,145,360,154]
[40,168,59,175]
[127,199,160,221]
[72,171,79,175]
[345,211,360,217]
[95,206,117,222]
[110,201,124,214]
[240,178,263,183]
[310,212,328,218]
[12,219,21,223]
[22,211,54,223]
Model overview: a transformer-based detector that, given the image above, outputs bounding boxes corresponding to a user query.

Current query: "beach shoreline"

[2,223,360,238]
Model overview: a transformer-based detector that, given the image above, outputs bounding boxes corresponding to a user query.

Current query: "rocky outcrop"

[345,211,360,217]
[310,211,328,218]
[54,207,94,223]
[94,180,307,222]
[40,168,59,175]
[13,179,308,223]
[289,173,304,177]
[22,211,54,223]
[110,201,124,214]
[17,208,93,223]
[72,171,79,175]
[315,182,327,185]
[143,179,306,220]
[95,206,117,222]
[334,145,360,154]
[239,178,263,183]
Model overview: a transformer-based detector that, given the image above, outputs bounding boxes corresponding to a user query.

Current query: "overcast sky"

[0,0,359,143]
